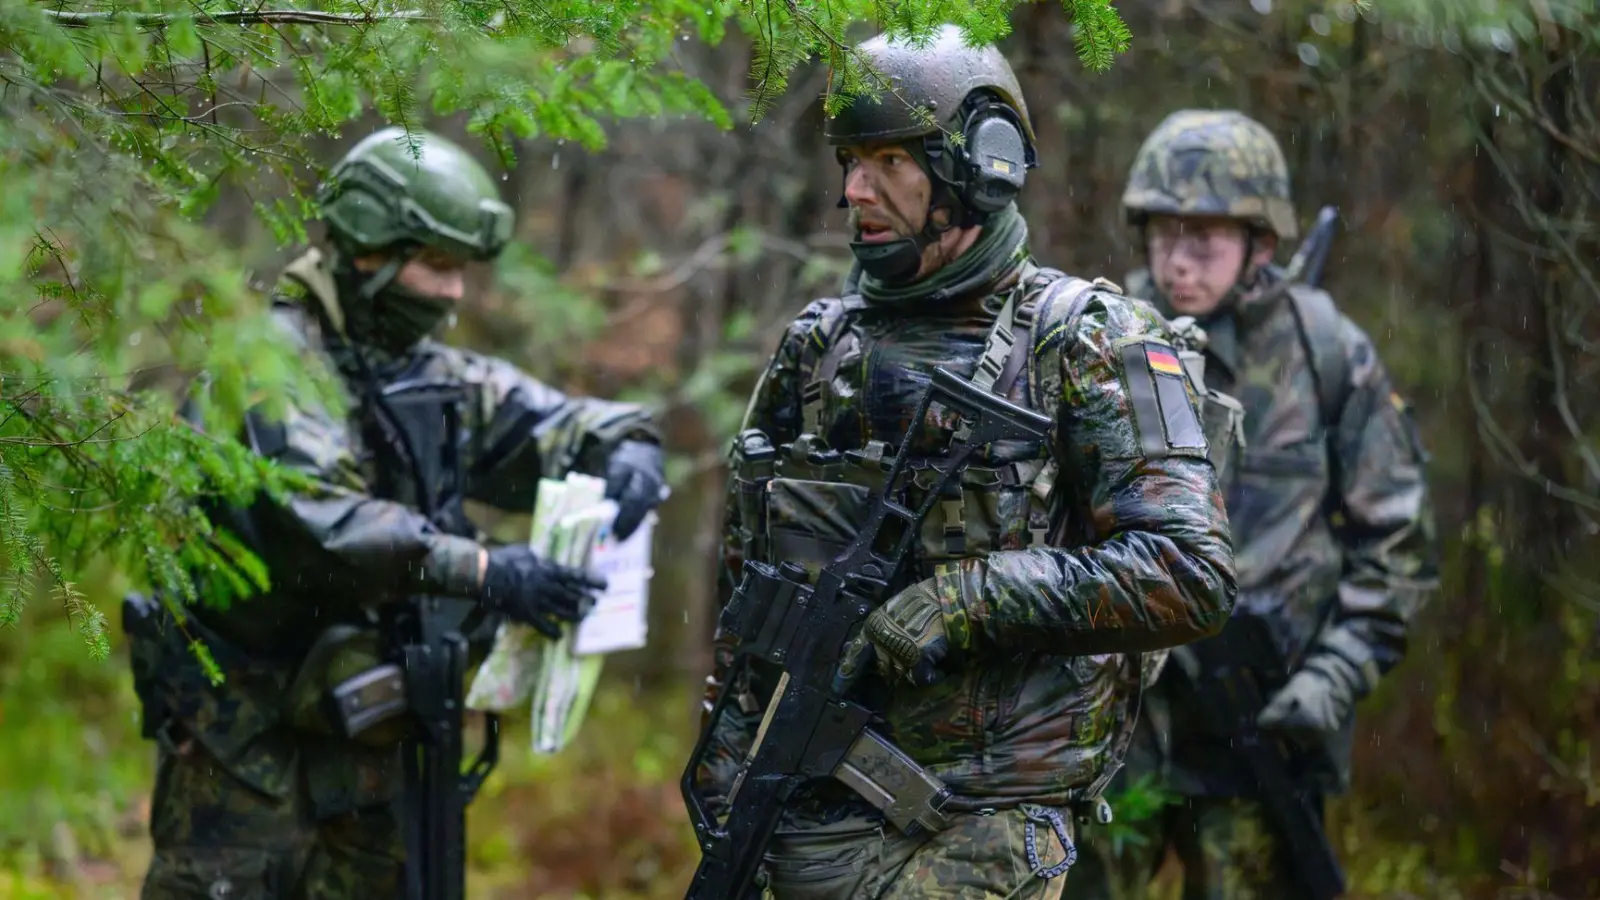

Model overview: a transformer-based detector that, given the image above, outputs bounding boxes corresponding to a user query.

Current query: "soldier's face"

[355,248,468,303]
[839,141,972,279]
[1147,215,1276,315]
[840,142,932,238]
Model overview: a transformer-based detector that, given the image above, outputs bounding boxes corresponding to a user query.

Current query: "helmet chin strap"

[354,247,416,307]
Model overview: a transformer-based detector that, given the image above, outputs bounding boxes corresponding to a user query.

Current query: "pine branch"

[41,8,436,28]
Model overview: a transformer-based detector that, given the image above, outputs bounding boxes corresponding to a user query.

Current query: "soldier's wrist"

[423,534,489,597]
[1312,625,1381,697]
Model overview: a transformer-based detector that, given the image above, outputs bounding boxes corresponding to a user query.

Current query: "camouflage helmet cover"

[317,126,514,262]
[823,23,1035,149]
[1122,109,1299,240]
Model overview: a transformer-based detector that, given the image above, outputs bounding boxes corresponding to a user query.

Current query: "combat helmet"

[1121,109,1298,240]
[317,126,514,263]
[824,24,1037,282]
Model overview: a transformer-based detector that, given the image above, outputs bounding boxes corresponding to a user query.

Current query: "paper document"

[465,472,656,754]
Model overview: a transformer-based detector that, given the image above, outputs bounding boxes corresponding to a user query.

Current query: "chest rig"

[734,265,1111,588]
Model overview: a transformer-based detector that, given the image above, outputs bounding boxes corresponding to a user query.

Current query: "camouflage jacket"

[140,248,657,806]
[1127,266,1439,788]
[695,257,1237,826]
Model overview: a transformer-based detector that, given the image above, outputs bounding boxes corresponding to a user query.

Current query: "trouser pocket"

[762,823,884,900]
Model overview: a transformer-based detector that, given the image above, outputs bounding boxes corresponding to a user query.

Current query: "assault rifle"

[324,596,500,900]
[363,598,501,900]
[680,365,1053,900]
[1180,608,1345,899]
[328,378,502,900]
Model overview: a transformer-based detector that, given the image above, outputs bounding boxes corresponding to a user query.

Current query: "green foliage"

[0,0,1127,653]
[1097,772,1177,857]
[0,607,152,881]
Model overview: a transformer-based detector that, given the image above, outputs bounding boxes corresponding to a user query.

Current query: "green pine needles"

[0,0,1129,660]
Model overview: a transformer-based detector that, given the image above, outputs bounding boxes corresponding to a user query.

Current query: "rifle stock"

[681,366,1054,900]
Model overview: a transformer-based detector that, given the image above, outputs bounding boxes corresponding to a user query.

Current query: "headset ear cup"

[944,94,1033,217]
[961,110,1028,214]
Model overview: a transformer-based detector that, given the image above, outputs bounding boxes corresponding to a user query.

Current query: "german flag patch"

[1147,346,1184,377]
[1118,340,1207,457]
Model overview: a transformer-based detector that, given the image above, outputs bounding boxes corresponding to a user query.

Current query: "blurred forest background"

[2,0,1598,898]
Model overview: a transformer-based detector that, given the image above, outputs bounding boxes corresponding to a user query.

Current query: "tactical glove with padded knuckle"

[835,578,954,689]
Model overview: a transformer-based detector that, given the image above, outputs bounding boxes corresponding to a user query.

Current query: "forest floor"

[0,611,1485,900]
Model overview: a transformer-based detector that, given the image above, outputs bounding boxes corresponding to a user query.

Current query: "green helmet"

[317,126,514,262]
[1122,109,1299,241]
[823,23,1036,150]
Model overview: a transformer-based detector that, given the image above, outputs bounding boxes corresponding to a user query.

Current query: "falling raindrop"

[1297,43,1321,67]
[1250,0,1271,13]
[1309,13,1331,36]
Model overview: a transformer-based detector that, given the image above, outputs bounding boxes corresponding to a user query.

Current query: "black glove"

[480,544,606,639]
[604,439,667,541]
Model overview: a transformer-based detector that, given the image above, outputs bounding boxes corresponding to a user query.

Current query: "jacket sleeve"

[461,352,662,513]
[693,303,820,811]
[1321,319,1440,678]
[933,293,1238,657]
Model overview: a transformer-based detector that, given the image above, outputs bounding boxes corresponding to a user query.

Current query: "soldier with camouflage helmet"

[690,27,1237,899]
[125,125,667,898]
[1062,109,1440,899]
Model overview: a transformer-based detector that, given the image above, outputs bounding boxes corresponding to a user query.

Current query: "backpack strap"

[1009,272,1111,516]
[1283,284,1355,523]
[799,296,868,437]
[1284,284,1352,437]
[1021,273,1106,429]
[949,289,1022,445]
